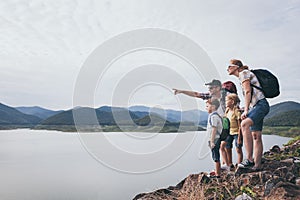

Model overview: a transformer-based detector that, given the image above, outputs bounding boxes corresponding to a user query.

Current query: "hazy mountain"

[0,103,41,125]
[40,107,140,126]
[129,106,208,124]
[16,106,63,120]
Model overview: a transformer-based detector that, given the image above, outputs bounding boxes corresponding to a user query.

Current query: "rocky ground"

[133,139,300,200]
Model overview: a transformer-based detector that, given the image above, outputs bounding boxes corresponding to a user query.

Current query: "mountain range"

[15,106,63,120]
[0,103,42,126]
[0,101,299,131]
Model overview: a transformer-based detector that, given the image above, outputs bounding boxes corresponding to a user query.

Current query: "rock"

[198,173,211,184]
[273,166,288,178]
[264,179,278,196]
[235,166,254,177]
[270,181,300,199]
[134,139,300,200]
[235,193,252,200]
[286,172,296,183]
[296,178,300,186]
[270,145,281,154]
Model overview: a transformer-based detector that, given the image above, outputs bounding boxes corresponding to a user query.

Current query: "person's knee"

[252,131,262,141]
[241,119,251,129]
[220,142,226,149]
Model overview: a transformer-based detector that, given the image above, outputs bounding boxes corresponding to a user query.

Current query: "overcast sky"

[1,0,299,111]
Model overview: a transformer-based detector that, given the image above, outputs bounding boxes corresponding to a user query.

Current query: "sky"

[1,0,300,111]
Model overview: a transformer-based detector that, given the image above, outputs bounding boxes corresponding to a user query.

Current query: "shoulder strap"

[209,112,222,126]
[250,70,263,91]
[250,83,263,91]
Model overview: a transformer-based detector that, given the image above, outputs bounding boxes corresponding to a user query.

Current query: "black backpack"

[250,69,280,98]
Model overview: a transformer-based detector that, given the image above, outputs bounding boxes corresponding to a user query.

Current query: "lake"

[0,129,291,200]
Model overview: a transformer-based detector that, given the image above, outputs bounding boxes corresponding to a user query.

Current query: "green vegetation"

[33,124,205,133]
[264,110,300,126]
[285,135,300,146]
[262,126,300,138]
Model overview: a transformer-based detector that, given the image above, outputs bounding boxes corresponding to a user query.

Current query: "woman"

[227,59,269,170]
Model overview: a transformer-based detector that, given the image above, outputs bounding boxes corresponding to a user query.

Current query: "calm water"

[0,129,291,200]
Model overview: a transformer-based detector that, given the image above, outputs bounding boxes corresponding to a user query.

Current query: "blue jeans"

[247,98,270,131]
[210,139,221,162]
[225,134,243,149]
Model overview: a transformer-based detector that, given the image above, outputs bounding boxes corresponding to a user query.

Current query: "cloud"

[0,0,299,109]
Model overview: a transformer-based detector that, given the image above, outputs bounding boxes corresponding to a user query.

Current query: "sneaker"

[238,159,254,168]
[221,164,230,171]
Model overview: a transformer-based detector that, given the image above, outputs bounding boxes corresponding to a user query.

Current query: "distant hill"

[40,107,141,126]
[266,101,300,119]
[265,110,300,126]
[16,106,63,120]
[0,103,41,125]
[135,113,172,126]
[264,101,300,126]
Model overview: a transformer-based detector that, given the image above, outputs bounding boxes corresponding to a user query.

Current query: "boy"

[206,99,223,178]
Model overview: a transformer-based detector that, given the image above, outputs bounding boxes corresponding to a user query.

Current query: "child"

[206,99,223,178]
[224,93,243,167]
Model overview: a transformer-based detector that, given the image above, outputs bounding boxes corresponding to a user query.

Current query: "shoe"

[221,164,230,171]
[238,159,254,168]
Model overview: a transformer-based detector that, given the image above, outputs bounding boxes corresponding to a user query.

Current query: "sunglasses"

[227,64,239,69]
[208,86,216,90]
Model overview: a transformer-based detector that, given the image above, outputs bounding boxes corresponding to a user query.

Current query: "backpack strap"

[250,70,263,91]
[250,83,263,91]
[209,112,222,126]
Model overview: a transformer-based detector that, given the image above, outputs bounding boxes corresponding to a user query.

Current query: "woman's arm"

[241,80,251,119]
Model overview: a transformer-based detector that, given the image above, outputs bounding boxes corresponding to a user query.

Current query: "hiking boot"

[237,159,254,168]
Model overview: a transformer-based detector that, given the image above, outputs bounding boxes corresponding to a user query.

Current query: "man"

[173,79,225,115]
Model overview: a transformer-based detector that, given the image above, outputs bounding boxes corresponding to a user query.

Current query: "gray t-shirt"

[207,111,223,144]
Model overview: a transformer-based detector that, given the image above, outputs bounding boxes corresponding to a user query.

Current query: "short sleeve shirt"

[239,70,265,107]
[225,107,241,135]
[207,111,223,143]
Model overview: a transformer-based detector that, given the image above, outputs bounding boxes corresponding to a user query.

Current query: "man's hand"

[172,88,181,95]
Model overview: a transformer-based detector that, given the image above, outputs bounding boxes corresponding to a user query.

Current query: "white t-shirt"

[239,69,265,108]
[207,111,223,144]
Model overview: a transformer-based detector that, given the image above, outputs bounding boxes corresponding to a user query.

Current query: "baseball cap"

[205,79,222,87]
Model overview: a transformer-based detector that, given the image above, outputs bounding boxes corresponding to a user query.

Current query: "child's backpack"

[250,69,280,98]
[220,116,230,141]
[209,113,230,141]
